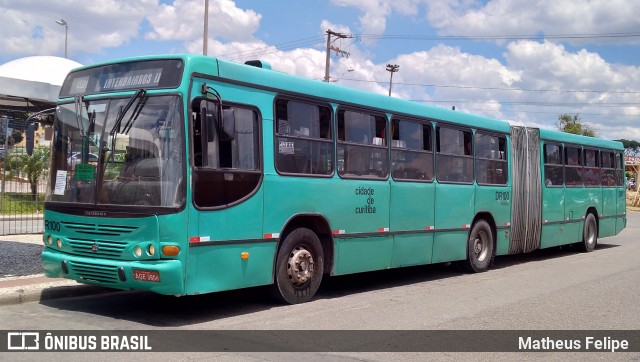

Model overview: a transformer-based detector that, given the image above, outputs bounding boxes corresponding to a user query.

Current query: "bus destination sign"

[98,68,163,92]
[60,59,184,97]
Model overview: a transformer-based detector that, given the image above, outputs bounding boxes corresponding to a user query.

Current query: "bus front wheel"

[580,213,598,252]
[271,228,324,304]
[461,220,494,273]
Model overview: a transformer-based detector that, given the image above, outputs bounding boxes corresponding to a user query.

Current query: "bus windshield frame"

[45,92,186,213]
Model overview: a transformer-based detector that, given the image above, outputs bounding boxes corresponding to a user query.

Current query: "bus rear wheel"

[461,220,494,273]
[579,213,598,252]
[271,228,324,304]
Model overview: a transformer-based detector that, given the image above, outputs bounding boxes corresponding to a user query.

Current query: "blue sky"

[1,0,639,141]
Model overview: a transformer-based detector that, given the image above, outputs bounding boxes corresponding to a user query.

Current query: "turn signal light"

[241,252,249,260]
[161,245,180,257]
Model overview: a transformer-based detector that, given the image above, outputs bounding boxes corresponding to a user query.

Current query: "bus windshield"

[47,94,185,208]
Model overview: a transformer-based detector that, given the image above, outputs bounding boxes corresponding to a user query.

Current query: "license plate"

[133,269,160,283]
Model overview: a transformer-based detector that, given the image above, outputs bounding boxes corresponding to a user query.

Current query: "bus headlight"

[134,246,142,258]
[56,238,63,248]
[47,235,53,245]
[148,244,155,256]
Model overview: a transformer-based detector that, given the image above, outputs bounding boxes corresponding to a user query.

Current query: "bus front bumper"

[41,249,185,296]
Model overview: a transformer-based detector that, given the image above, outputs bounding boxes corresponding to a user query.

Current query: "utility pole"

[203,0,209,55]
[324,29,352,82]
[386,64,399,96]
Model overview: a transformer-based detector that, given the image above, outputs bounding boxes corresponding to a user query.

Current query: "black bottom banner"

[2,330,639,352]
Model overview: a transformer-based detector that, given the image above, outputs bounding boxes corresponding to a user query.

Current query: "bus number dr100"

[44,220,61,231]
[496,191,510,201]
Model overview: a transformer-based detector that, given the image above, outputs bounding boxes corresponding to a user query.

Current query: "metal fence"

[0,147,47,235]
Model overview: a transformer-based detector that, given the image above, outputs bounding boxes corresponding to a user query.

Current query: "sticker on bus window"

[279,141,294,155]
[54,170,67,195]
[75,164,96,181]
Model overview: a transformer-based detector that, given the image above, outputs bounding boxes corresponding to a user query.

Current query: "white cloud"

[146,0,260,42]
[426,0,640,45]
[0,0,156,57]
[331,0,421,41]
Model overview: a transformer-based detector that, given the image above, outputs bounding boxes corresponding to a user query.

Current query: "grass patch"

[0,193,45,214]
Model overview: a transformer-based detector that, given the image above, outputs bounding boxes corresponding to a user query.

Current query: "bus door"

[541,143,566,248]
[187,94,267,294]
[475,131,511,255]
[433,126,475,263]
[331,108,391,275]
[564,146,587,243]
[600,151,617,236]
[389,119,435,267]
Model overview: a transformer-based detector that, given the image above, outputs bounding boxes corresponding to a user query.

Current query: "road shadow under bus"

[39,242,620,327]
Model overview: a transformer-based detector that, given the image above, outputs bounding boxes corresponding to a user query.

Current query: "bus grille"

[61,222,139,259]
[66,238,128,259]
[61,222,138,237]
[69,261,119,284]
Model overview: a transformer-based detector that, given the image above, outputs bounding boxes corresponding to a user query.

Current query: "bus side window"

[337,109,388,178]
[436,126,473,184]
[274,99,333,175]
[475,132,507,185]
[601,151,615,187]
[544,143,563,186]
[391,119,433,181]
[583,149,600,187]
[615,152,624,186]
[191,98,262,208]
[564,146,583,187]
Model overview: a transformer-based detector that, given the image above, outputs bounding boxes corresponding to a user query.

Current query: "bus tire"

[462,220,494,273]
[271,228,324,304]
[580,213,598,252]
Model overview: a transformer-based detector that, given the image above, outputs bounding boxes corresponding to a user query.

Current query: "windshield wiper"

[109,89,147,137]
[74,95,85,137]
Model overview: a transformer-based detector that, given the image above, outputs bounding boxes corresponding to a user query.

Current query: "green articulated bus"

[42,54,626,304]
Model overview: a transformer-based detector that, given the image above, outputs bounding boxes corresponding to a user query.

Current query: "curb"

[0,283,116,307]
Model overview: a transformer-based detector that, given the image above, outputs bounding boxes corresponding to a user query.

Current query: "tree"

[8,147,50,200]
[615,139,640,157]
[556,113,596,137]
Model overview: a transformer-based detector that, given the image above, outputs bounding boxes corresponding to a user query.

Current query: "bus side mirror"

[26,122,35,155]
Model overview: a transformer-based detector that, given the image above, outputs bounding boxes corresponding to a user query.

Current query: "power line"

[341,77,640,95]
[414,100,639,107]
[357,32,640,41]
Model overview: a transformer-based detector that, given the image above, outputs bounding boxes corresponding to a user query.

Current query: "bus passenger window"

[583,149,600,187]
[436,126,473,184]
[274,99,333,176]
[391,119,433,181]
[337,109,388,179]
[601,151,616,187]
[475,132,507,185]
[564,146,583,187]
[544,143,563,186]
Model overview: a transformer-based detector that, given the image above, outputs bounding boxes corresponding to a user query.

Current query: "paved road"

[1,212,639,360]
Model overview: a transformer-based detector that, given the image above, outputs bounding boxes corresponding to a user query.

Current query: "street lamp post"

[386,64,399,96]
[55,19,68,58]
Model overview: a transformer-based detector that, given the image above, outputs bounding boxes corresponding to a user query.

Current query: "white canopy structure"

[0,56,82,114]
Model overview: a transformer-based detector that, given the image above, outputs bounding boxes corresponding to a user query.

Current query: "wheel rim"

[287,246,315,286]
[586,220,596,245]
[473,231,489,262]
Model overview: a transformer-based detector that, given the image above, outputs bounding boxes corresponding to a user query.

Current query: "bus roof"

[539,127,623,150]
